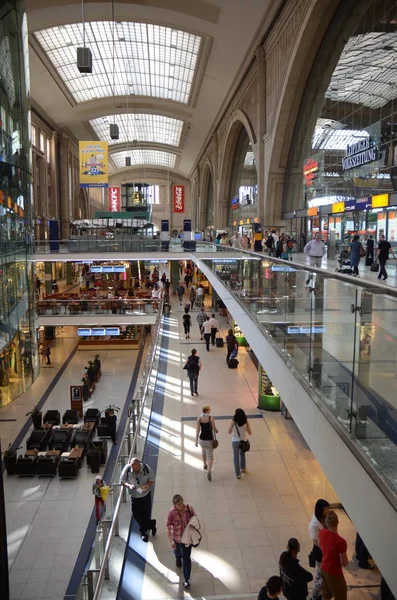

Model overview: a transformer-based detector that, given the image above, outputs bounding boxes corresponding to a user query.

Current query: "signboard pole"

[70,386,83,417]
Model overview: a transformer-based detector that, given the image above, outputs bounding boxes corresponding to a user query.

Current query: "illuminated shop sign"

[77,327,120,337]
[287,325,326,334]
[342,138,378,171]
[371,193,388,208]
[303,158,319,186]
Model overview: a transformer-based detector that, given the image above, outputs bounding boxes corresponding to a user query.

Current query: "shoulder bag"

[235,423,250,452]
[209,419,219,449]
[359,243,366,258]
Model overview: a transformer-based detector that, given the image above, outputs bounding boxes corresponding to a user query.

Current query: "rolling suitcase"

[216,333,224,347]
[228,357,239,369]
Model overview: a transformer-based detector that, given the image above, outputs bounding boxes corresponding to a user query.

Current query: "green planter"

[258,394,281,411]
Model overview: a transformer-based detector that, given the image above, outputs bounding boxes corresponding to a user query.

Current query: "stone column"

[59,132,70,240]
[256,46,266,226]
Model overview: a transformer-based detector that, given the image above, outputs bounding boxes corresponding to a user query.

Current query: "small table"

[69,447,84,460]
[42,423,53,432]
[46,450,61,458]
[82,422,95,433]
[25,450,38,458]
[60,424,74,431]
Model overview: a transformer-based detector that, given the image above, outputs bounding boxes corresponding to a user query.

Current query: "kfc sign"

[173,185,185,213]
[108,187,121,212]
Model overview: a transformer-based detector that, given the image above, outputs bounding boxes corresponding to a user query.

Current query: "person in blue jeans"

[228,408,252,478]
[166,494,197,589]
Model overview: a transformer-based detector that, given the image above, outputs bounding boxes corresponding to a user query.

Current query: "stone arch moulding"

[191,178,198,230]
[218,109,257,227]
[200,158,214,231]
[264,0,341,219]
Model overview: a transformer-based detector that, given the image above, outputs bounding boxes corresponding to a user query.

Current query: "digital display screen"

[195,233,202,240]
[287,325,326,335]
[102,266,114,273]
[113,266,126,273]
[105,327,120,336]
[77,328,91,336]
[90,266,102,273]
[271,266,297,272]
[91,328,106,336]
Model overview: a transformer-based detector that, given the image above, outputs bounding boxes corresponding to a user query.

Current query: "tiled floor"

[129,297,381,600]
[1,336,140,600]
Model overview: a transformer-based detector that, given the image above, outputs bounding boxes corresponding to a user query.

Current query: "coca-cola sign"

[173,185,184,213]
[108,187,121,212]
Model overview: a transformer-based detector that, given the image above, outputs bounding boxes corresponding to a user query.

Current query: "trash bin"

[163,303,171,316]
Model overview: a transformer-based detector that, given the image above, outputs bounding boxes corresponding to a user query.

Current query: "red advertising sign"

[173,185,185,213]
[303,158,319,187]
[108,187,121,212]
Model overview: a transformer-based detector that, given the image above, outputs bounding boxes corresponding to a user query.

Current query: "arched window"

[227,127,257,225]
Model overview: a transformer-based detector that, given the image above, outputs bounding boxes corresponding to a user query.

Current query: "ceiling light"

[76,0,92,73]
[125,156,131,166]
[110,123,119,140]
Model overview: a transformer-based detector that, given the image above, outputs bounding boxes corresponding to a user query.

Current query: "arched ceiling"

[26,0,274,177]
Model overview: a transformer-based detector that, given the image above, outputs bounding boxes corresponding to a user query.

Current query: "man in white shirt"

[195,285,204,308]
[208,313,219,346]
[303,232,327,268]
[200,317,212,351]
[230,232,241,249]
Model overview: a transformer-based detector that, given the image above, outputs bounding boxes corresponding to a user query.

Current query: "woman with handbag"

[308,499,330,600]
[348,235,365,277]
[228,408,252,479]
[195,405,218,481]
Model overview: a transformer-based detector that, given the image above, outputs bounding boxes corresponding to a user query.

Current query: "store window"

[31,125,36,147]
[283,0,397,236]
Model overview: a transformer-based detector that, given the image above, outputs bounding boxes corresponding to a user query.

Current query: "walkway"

[117,296,381,600]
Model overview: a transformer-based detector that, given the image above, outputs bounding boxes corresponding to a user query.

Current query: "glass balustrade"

[203,255,397,504]
[36,297,158,316]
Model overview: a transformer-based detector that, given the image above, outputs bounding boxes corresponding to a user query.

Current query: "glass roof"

[312,119,370,150]
[244,151,255,166]
[90,114,183,147]
[34,22,202,104]
[326,32,397,109]
[110,149,176,169]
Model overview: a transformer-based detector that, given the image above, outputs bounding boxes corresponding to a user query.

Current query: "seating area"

[12,407,108,478]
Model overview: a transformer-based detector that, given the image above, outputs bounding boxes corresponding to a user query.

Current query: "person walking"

[348,235,364,277]
[279,538,313,600]
[196,284,205,308]
[377,234,395,280]
[176,283,185,306]
[304,232,327,269]
[195,404,218,481]
[184,349,202,396]
[309,499,330,600]
[228,408,252,478]
[208,313,219,346]
[182,311,191,339]
[92,475,107,523]
[45,346,51,365]
[263,233,275,255]
[201,316,212,351]
[365,235,375,266]
[189,285,196,310]
[226,328,238,365]
[120,457,156,542]
[286,237,294,260]
[196,307,207,339]
[230,232,241,249]
[166,494,198,589]
[241,233,249,250]
[318,510,348,600]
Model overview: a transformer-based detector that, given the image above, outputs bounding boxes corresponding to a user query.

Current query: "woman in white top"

[308,498,330,600]
[228,408,252,478]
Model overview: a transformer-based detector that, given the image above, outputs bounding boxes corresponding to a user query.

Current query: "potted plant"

[3,444,22,475]
[26,405,42,429]
[81,377,90,401]
[103,404,120,418]
[87,441,102,474]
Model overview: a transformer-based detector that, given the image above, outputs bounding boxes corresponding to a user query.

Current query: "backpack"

[265,235,274,248]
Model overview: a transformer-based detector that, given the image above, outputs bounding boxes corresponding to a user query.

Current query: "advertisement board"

[173,185,185,213]
[79,141,108,188]
[108,187,121,212]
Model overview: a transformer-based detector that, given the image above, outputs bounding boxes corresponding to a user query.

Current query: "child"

[92,475,106,523]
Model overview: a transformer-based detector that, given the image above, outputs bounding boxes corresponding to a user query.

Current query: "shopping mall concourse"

[2,1,397,599]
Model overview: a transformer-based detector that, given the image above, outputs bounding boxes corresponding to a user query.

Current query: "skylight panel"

[110,150,176,169]
[90,114,183,147]
[34,22,202,105]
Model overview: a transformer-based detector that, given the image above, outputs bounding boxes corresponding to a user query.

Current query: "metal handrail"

[91,300,164,600]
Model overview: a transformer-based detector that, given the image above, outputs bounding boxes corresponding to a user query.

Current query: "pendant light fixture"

[125,86,131,166]
[77,0,92,73]
[109,0,119,140]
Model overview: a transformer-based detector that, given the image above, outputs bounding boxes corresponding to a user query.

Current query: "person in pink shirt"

[166,494,197,589]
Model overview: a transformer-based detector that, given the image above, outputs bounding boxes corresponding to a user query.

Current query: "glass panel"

[90,114,183,147]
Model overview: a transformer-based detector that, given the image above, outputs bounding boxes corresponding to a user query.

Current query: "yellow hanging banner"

[79,141,108,188]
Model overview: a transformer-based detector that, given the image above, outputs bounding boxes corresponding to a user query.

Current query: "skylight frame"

[33,22,202,105]
[90,114,183,147]
[110,149,176,169]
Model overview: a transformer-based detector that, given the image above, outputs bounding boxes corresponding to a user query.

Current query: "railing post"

[102,521,110,580]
